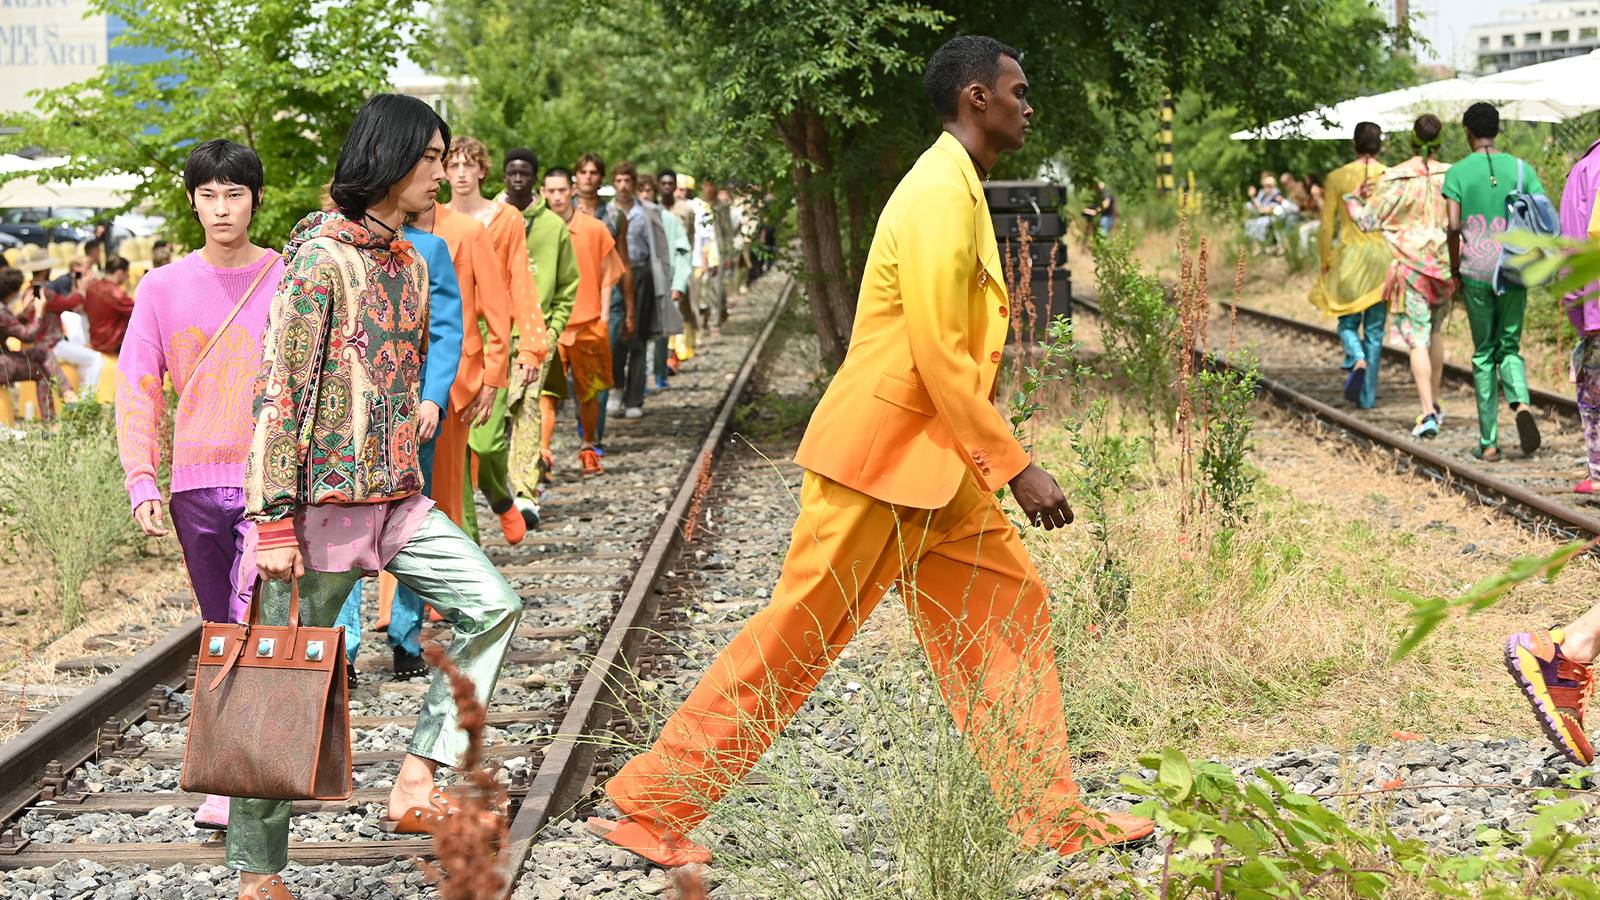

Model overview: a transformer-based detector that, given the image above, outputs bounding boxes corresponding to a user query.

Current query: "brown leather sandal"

[381,787,502,835]
[238,874,295,899]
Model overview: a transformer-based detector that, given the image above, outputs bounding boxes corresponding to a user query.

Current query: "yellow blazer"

[794,131,1028,509]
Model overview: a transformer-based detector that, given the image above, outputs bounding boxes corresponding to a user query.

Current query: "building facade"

[1470,1,1600,73]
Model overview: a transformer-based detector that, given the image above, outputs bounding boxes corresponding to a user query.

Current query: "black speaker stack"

[982,180,1072,335]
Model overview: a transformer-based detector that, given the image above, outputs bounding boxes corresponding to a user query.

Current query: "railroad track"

[0,275,795,897]
[1074,292,1600,539]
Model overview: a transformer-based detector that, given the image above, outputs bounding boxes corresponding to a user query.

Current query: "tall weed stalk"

[0,401,142,628]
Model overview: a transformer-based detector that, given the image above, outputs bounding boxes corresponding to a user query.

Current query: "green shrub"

[1091,233,1177,438]
[0,401,143,628]
[1196,354,1260,528]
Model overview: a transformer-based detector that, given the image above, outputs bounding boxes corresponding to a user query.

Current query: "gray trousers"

[226,508,523,873]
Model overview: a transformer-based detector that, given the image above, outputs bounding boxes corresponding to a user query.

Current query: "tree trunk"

[775,106,856,368]
[791,160,847,366]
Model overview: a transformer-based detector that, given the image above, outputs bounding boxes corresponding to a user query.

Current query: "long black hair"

[329,93,451,221]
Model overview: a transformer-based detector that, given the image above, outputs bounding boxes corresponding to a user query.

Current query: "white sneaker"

[606,396,623,415]
[625,407,644,419]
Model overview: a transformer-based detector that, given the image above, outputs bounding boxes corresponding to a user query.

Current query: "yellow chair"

[95,352,118,404]
[2,248,18,268]
[59,360,81,392]
[0,386,14,425]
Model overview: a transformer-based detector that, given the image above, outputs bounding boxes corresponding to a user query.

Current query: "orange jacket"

[432,204,511,414]
[793,131,1028,509]
[485,201,548,367]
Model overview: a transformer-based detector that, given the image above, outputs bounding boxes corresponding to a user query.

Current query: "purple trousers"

[168,487,255,623]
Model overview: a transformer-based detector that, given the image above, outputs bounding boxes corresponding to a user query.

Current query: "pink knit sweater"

[116,250,283,509]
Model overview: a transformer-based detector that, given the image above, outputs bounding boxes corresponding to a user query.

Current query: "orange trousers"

[376,407,470,627]
[607,470,1080,836]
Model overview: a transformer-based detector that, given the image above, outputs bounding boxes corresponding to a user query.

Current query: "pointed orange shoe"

[586,816,711,867]
[238,874,295,899]
[1021,807,1155,857]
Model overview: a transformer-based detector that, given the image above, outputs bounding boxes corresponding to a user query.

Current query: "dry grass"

[0,567,190,743]
[1017,395,1596,769]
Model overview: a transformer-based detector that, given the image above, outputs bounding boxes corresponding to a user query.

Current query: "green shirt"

[1441,149,1544,285]
[523,199,579,337]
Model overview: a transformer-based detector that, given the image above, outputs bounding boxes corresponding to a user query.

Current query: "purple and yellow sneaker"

[1505,629,1595,766]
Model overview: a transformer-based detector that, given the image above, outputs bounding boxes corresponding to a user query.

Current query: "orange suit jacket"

[432,203,512,414]
[793,130,1029,510]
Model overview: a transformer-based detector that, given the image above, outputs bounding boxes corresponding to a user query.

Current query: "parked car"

[0,207,93,247]
[0,231,20,251]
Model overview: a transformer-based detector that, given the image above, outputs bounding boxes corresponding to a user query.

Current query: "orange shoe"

[239,874,296,899]
[498,506,526,545]
[579,447,603,477]
[1021,806,1155,857]
[586,816,710,867]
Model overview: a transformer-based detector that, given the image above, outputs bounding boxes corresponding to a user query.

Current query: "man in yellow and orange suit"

[590,35,1155,867]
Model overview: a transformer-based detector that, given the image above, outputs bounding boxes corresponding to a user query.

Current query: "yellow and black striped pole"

[1158,91,1175,195]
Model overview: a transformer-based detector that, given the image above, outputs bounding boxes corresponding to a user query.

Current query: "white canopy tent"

[1231,49,1600,141]
[0,154,140,208]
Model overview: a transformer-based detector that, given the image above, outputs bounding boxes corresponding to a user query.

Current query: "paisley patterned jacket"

[244,212,433,548]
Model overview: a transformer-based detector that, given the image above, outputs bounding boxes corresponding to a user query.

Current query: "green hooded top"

[523,199,579,337]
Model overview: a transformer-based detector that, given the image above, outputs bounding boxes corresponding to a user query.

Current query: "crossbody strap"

[192,252,278,377]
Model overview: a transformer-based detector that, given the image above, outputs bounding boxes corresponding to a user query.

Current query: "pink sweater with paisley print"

[115,250,284,510]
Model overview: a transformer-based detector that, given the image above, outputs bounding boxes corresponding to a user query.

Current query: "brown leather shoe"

[239,874,295,899]
[382,787,503,835]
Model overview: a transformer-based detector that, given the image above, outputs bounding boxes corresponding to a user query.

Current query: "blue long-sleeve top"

[405,225,462,412]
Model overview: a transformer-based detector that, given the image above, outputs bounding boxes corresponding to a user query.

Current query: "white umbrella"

[1232,61,1594,141]
[0,166,139,208]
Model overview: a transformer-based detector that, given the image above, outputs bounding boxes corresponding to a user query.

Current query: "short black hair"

[329,93,451,221]
[504,147,538,172]
[153,239,169,250]
[658,168,677,183]
[544,166,574,185]
[923,35,1021,122]
[1463,101,1500,139]
[84,237,104,255]
[1353,121,1382,156]
[104,256,130,275]
[183,139,264,209]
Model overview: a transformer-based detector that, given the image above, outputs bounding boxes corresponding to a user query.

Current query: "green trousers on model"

[225,508,522,874]
[1461,278,1531,450]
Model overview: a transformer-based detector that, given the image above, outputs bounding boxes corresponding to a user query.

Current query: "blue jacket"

[405,225,462,412]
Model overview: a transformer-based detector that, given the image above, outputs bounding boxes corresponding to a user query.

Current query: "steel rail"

[1075,295,1600,540]
[494,277,797,893]
[0,613,201,845]
[1219,299,1579,418]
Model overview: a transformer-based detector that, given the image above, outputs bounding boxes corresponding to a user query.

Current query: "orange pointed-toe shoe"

[586,816,711,867]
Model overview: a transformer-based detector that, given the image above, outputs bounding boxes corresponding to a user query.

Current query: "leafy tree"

[646,0,1416,366]
[0,0,423,248]
[417,0,699,195]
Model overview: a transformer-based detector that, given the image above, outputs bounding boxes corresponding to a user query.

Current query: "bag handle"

[191,252,278,379]
[207,578,301,691]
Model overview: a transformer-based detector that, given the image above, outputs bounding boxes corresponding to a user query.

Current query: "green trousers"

[1462,279,1531,450]
[225,508,523,874]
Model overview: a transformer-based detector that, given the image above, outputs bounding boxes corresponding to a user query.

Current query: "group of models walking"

[118,35,1163,899]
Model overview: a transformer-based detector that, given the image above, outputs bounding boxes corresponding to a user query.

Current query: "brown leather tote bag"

[180,579,353,801]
